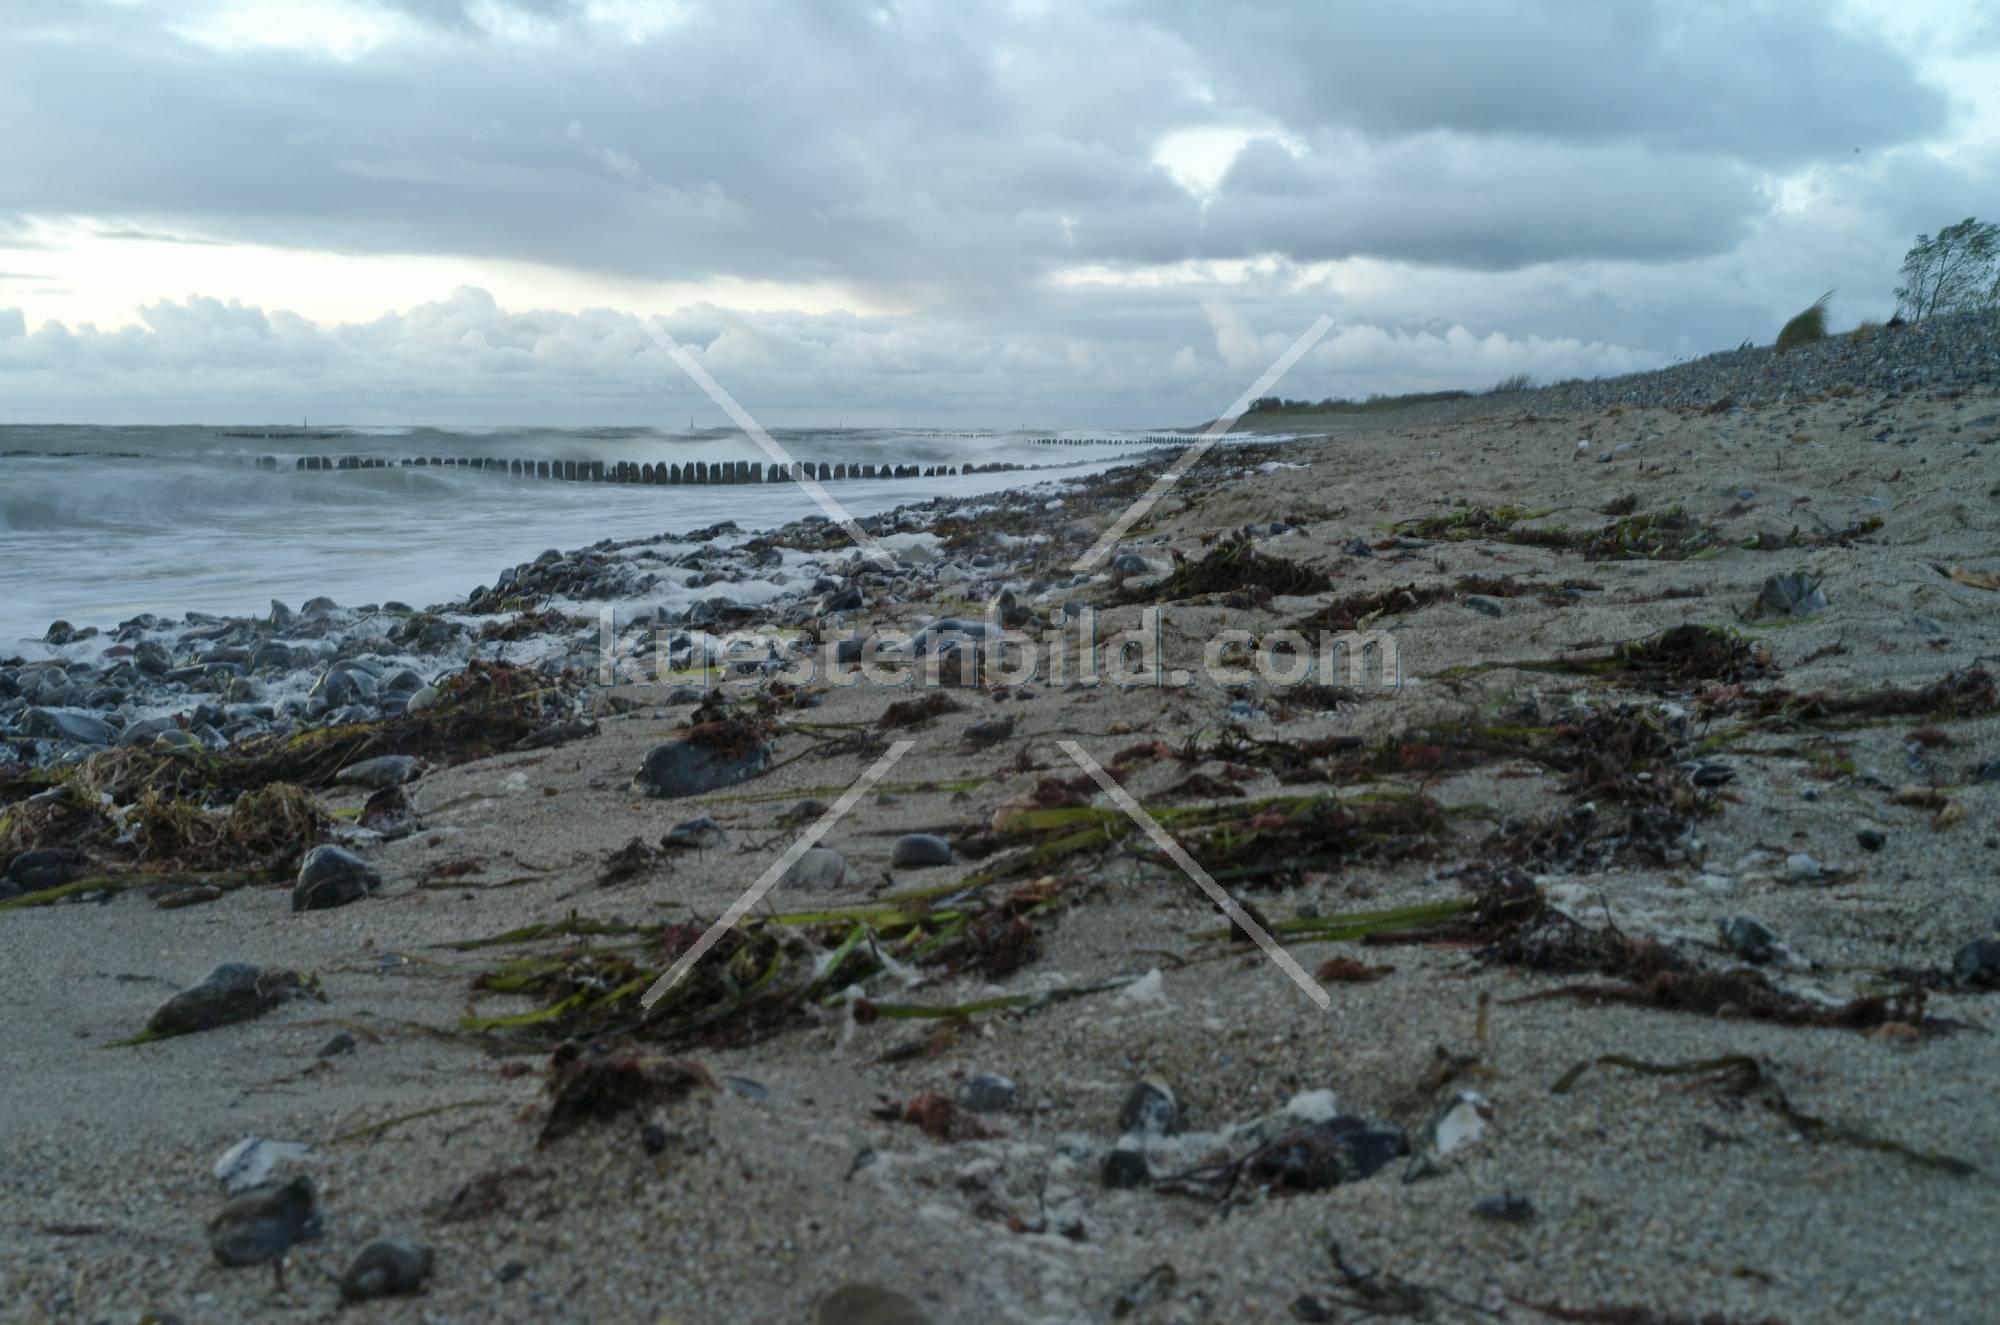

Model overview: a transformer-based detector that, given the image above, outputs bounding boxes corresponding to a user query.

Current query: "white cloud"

[0,0,1991,419]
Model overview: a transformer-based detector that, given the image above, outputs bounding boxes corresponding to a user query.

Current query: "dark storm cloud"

[0,0,1948,288]
[0,0,1986,421]
[1156,0,1949,164]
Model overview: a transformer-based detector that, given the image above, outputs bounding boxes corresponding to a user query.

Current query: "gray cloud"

[1160,0,1948,165]
[0,0,1986,419]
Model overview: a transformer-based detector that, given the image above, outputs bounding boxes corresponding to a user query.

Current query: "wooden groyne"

[276,456,1042,482]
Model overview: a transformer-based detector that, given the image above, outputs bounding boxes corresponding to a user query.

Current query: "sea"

[0,424,1171,647]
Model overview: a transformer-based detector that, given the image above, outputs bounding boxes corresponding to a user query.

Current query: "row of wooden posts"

[1032,444,1184,454]
[261,455,1028,482]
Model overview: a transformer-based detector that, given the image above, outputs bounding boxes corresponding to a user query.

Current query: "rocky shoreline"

[5,342,2000,1322]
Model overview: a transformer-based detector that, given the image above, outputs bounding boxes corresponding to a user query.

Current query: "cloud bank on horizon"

[0,0,1993,424]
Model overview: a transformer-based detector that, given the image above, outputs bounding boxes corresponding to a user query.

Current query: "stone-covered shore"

[4,321,1999,1323]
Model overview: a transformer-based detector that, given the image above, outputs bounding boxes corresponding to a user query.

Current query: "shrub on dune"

[1776,291,1833,352]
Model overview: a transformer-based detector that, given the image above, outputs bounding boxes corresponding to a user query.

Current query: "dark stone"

[292,844,382,912]
[780,846,853,891]
[890,833,953,869]
[1953,938,2000,989]
[334,754,421,789]
[1856,827,1887,851]
[316,1031,358,1058]
[963,715,1015,746]
[641,1121,669,1155]
[1101,1147,1150,1189]
[1249,1117,1410,1190]
[7,847,81,891]
[515,718,597,751]
[133,640,173,675]
[1691,763,1735,787]
[22,707,116,746]
[44,620,75,645]
[208,1175,321,1270]
[1720,916,1781,965]
[338,1238,433,1302]
[662,816,727,850]
[1473,1192,1536,1223]
[360,785,418,839]
[1758,573,1827,617]
[1462,595,1504,618]
[958,1074,1016,1114]
[633,727,772,799]
[148,964,309,1039]
[1117,1079,1179,1136]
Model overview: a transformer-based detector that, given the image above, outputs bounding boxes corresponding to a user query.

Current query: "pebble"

[146,963,309,1038]
[957,1074,1016,1114]
[338,1238,434,1302]
[7,847,80,891]
[214,1137,314,1196]
[890,833,953,869]
[1785,852,1823,882]
[1720,916,1781,965]
[1117,1078,1180,1135]
[1758,573,1828,616]
[292,844,382,912]
[1953,939,2000,989]
[316,1031,358,1058]
[814,1283,934,1325]
[1430,1092,1490,1159]
[1101,1147,1150,1189]
[333,753,421,789]
[963,715,1015,746]
[1462,595,1504,618]
[633,727,772,798]
[1473,1192,1536,1224]
[22,707,116,746]
[1856,827,1887,852]
[206,1175,321,1273]
[662,815,728,850]
[781,846,857,891]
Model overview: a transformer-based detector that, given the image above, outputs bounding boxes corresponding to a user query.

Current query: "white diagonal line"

[639,320,896,570]
[1072,314,1333,573]
[1059,739,1331,1011]
[639,740,915,1008]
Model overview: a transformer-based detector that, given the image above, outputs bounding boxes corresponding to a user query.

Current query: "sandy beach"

[6,363,2000,1323]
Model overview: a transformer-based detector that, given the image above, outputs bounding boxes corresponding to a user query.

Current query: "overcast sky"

[0,0,1994,425]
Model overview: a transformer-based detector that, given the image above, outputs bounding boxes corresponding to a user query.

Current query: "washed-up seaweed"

[1487,908,1954,1036]
[1295,576,1568,633]
[538,1037,714,1146]
[986,790,1454,893]
[1701,667,1997,729]
[1552,1053,1977,1177]
[1436,625,1773,695]
[1394,505,1719,561]
[455,877,1086,1048]
[60,661,573,804]
[1511,1299,1784,1325]
[2,777,328,893]
[1124,539,1332,603]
